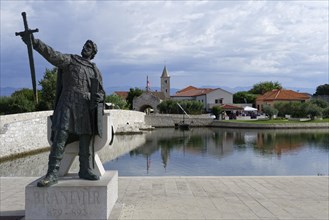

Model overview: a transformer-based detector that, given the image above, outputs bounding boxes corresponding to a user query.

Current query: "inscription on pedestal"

[34,190,101,206]
[25,171,118,220]
[32,189,100,218]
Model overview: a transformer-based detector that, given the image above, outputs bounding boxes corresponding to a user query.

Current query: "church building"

[132,66,170,113]
[126,65,234,113]
[160,66,170,99]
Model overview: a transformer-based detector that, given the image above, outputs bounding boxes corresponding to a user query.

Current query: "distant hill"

[105,86,179,96]
[202,85,315,95]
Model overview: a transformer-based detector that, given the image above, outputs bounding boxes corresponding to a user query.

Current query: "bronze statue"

[20,25,105,187]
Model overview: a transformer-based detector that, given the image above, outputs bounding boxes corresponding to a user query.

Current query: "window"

[215,98,223,104]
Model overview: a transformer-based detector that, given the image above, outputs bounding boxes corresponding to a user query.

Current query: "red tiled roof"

[177,86,198,93]
[221,104,244,110]
[256,89,310,101]
[173,86,215,97]
[114,91,129,100]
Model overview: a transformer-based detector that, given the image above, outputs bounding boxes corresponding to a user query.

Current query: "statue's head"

[81,40,97,60]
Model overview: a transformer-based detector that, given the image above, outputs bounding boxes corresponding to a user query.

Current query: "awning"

[244,106,258,111]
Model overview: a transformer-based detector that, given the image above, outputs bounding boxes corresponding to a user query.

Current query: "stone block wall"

[108,109,146,132]
[0,111,53,160]
[145,114,214,127]
[0,110,146,160]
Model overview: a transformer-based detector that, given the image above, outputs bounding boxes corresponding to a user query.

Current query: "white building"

[171,86,233,112]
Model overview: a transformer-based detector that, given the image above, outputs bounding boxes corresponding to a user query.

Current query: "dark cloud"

[1,1,328,93]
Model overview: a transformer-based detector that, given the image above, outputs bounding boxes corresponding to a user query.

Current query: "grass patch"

[221,118,329,124]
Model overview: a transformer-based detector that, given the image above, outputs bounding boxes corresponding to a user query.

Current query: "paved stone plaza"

[0,176,328,219]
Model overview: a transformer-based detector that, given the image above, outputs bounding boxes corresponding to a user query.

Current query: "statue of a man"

[21,36,105,187]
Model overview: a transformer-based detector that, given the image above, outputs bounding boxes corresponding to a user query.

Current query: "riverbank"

[210,119,329,129]
[1,111,328,161]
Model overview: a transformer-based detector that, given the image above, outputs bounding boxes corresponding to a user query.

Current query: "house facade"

[256,89,311,111]
[171,86,233,112]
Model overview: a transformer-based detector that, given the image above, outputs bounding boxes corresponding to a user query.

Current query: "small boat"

[178,122,190,130]
[175,121,190,130]
[175,104,190,130]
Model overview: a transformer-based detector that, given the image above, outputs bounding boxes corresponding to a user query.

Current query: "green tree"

[274,102,303,118]
[293,102,308,118]
[126,87,143,109]
[179,100,203,115]
[212,106,223,119]
[233,91,257,103]
[11,88,35,100]
[274,101,324,119]
[6,88,36,113]
[309,99,329,109]
[273,102,287,117]
[249,81,282,95]
[105,94,128,109]
[157,100,203,114]
[314,84,329,96]
[262,105,278,119]
[37,68,57,110]
[0,97,13,115]
[322,107,329,118]
[305,103,323,120]
[157,100,179,114]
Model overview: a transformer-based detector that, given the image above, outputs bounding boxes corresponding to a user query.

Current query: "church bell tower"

[160,65,170,99]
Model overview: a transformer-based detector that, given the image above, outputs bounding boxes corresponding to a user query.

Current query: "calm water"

[104,128,329,176]
[0,127,328,177]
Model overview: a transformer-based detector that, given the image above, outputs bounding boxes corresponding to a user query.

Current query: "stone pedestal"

[25,171,118,220]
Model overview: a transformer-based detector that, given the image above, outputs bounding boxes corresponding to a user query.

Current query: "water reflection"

[105,128,329,176]
[0,134,146,177]
[1,128,328,176]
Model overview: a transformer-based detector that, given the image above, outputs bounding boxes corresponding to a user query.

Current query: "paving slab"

[0,176,328,220]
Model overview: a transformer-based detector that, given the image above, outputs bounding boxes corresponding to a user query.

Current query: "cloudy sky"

[1,0,328,94]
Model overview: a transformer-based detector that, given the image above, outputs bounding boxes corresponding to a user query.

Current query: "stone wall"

[0,110,146,160]
[109,110,148,133]
[0,111,53,160]
[145,114,214,127]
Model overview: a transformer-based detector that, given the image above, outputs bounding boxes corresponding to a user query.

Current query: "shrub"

[105,94,128,109]
[305,103,323,120]
[310,99,329,109]
[212,106,223,119]
[262,105,278,119]
[321,107,329,119]
[157,100,203,115]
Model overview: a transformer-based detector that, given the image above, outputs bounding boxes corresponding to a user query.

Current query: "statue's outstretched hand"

[21,33,36,46]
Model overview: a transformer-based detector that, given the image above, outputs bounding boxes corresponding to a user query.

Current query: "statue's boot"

[78,135,100,180]
[37,164,59,187]
[37,130,68,187]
